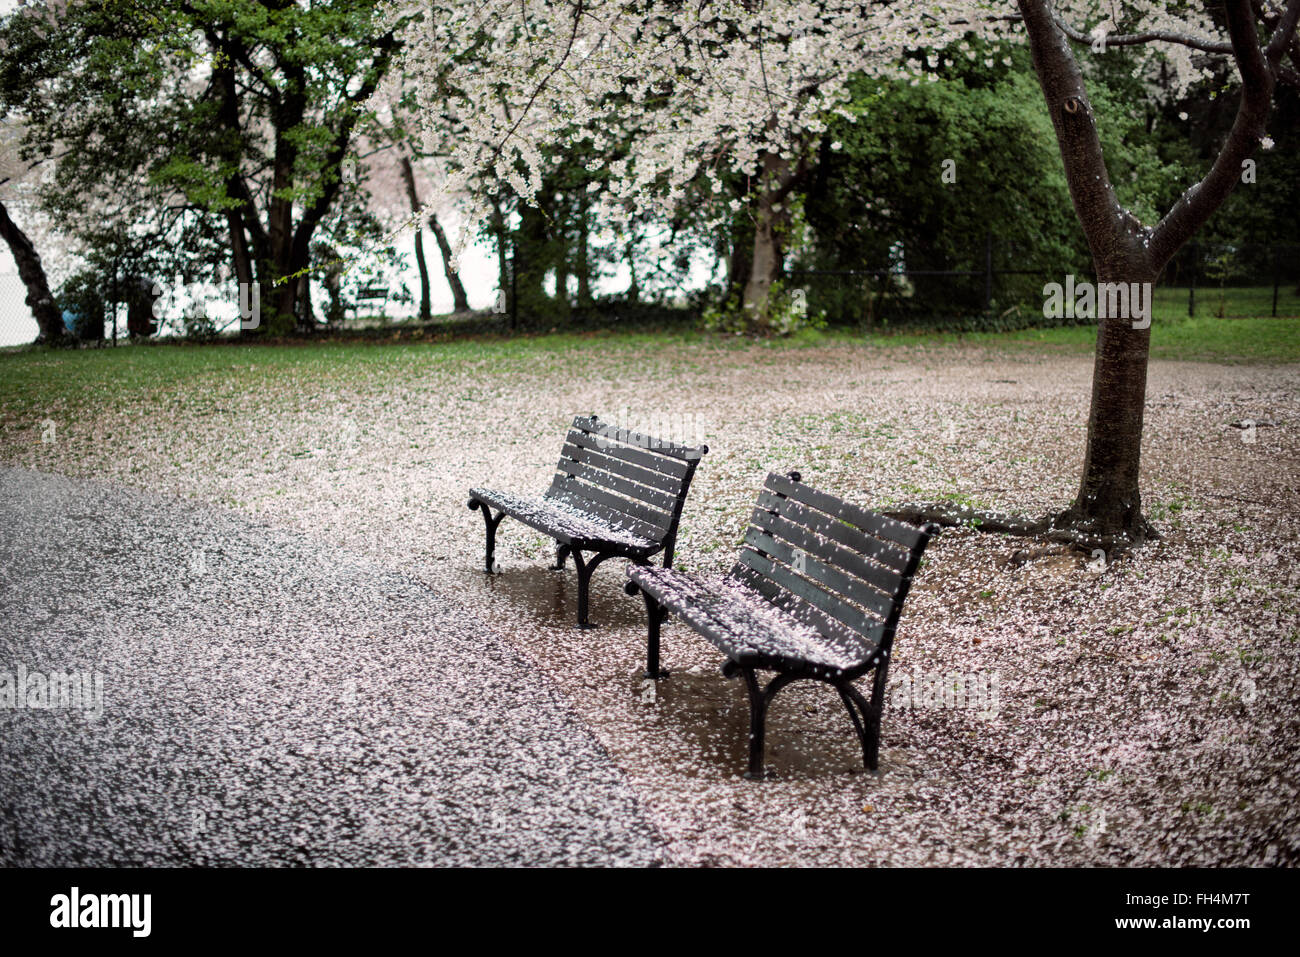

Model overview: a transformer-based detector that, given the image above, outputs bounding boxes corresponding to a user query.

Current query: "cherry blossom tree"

[399,0,1000,324]
[401,0,1298,547]
[1013,0,1299,546]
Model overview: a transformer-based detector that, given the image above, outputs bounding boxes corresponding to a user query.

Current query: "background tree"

[0,0,414,333]
[0,117,65,343]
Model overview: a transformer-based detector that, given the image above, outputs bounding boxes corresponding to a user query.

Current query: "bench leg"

[739,669,797,780]
[624,577,669,679]
[865,661,890,772]
[468,499,505,573]
[643,593,669,680]
[551,544,571,571]
[839,663,889,773]
[569,550,617,629]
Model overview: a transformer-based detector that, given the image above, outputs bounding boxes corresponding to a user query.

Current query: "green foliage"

[701,279,827,337]
[55,271,108,341]
[0,0,409,332]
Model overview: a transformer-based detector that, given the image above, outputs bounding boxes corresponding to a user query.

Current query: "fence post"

[1273,246,1280,318]
[984,231,993,313]
[1188,243,1196,318]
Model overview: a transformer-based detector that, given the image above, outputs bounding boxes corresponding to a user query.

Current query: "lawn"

[1,313,1297,423]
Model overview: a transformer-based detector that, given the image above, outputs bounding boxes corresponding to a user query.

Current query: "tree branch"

[1017,0,1141,274]
[1147,0,1297,266]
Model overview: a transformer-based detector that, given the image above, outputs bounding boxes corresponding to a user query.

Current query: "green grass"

[967,313,1300,362]
[1,307,1295,424]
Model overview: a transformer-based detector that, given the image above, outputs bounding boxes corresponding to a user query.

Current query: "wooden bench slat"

[469,487,657,553]
[545,485,668,543]
[566,429,690,480]
[749,502,907,596]
[725,564,884,661]
[556,456,679,512]
[764,472,924,551]
[735,547,879,638]
[628,565,879,676]
[547,475,671,538]
[742,526,895,620]
[559,440,682,495]
[572,416,705,462]
[755,489,911,573]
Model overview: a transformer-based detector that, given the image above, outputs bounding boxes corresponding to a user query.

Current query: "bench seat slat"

[764,472,924,551]
[725,564,885,660]
[565,430,691,480]
[734,547,881,638]
[627,565,879,678]
[545,485,668,544]
[742,526,895,620]
[754,490,911,572]
[559,440,682,495]
[573,415,704,462]
[469,487,659,553]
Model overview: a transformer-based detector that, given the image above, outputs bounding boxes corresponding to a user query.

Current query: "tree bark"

[625,239,639,303]
[1017,0,1298,545]
[427,212,470,313]
[741,149,805,330]
[0,199,67,344]
[741,152,789,327]
[576,197,593,307]
[398,155,432,320]
[490,196,510,318]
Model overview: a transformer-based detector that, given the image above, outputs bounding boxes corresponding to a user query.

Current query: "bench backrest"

[545,415,707,560]
[728,471,936,667]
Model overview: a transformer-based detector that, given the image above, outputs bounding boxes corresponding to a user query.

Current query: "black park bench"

[468,415,708,627]
[624,471,938,778]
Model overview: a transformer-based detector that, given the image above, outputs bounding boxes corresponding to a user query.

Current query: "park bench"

[624,471,938,778]
[468,415,707,627]
[350,285,389,319]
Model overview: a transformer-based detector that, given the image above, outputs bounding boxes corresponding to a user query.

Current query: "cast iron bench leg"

[837,684,873,772]
[739,668,798,780]
[643,593,669,679]
[467,498,505,573]
[570,550,618,628]
[551,543,571,570]
[865,661,891,772]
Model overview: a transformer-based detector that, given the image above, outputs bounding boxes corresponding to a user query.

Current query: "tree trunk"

[0,199,67,344]
[1051,266,1156,541]
[490,196,509,317]
[398,155,432,320]
[1016,0,1296,547]
[576,199,593,307]
[428,212,470,313]
[741,150,801,330]
[554,231,571,316]
[625,239,639,303]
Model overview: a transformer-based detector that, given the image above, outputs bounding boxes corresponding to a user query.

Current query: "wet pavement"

[0,467,664,866]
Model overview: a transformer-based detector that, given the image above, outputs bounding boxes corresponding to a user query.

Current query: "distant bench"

[469,415,707,627]
[625,471,937,778]
[350,285,389,318]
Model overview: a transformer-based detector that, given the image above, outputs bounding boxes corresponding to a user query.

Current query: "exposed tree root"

[886,502,1159,558]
